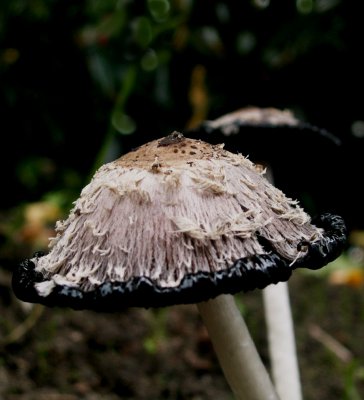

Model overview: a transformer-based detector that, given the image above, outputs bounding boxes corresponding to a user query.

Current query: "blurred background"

[0,1,363,399]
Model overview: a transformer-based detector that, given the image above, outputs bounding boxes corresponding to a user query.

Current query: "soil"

[1,266,364,400]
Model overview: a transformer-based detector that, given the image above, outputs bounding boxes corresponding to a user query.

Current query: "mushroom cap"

[12,132,346,311]
[188,107,340,145]
[187,107,342,217]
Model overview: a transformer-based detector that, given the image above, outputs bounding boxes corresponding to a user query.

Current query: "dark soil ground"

[1,265,364,400]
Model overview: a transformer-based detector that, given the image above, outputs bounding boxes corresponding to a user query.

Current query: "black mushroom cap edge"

[12,213,346,312]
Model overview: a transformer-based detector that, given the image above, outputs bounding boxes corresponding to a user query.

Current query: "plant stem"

[1,304,44,345]
[89,64,138,177]
[197,294,279,400]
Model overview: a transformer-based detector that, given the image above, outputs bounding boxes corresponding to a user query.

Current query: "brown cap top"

[12,133,347,310]
[117,131,244,167]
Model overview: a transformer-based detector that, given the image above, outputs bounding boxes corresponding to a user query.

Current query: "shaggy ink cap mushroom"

[187,106,341,172]
[187,107,343,215]
[188,106,340,145]
[12,132,347,311]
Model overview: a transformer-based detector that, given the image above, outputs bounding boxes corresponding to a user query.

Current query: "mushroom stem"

[197,294,279,400]
[262,167,302,400]
[262,282,302,400]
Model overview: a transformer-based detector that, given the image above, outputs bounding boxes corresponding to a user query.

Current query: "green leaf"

[111,111,136,135]
[133,16,153,48]
[148,0,170,22]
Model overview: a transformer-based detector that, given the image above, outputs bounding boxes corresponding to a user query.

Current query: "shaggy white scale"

[32,133,322,296]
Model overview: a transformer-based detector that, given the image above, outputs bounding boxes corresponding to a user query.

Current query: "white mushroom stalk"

[198,295,279,400]
[263,168,302,400]
[263,282,302,400]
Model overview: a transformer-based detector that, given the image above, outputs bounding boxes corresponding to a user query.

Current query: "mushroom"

[188,106,340,144]
[12,132,346,400]
[187,106,341,210]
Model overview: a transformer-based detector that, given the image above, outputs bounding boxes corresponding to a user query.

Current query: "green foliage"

[344,361,364,400]
[2,0,359,219]
[143,308,168,355]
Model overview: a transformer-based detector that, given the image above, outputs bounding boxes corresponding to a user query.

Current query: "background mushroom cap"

[12,133,346,310]
[186,107,342,217]
[188,106,340,144]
